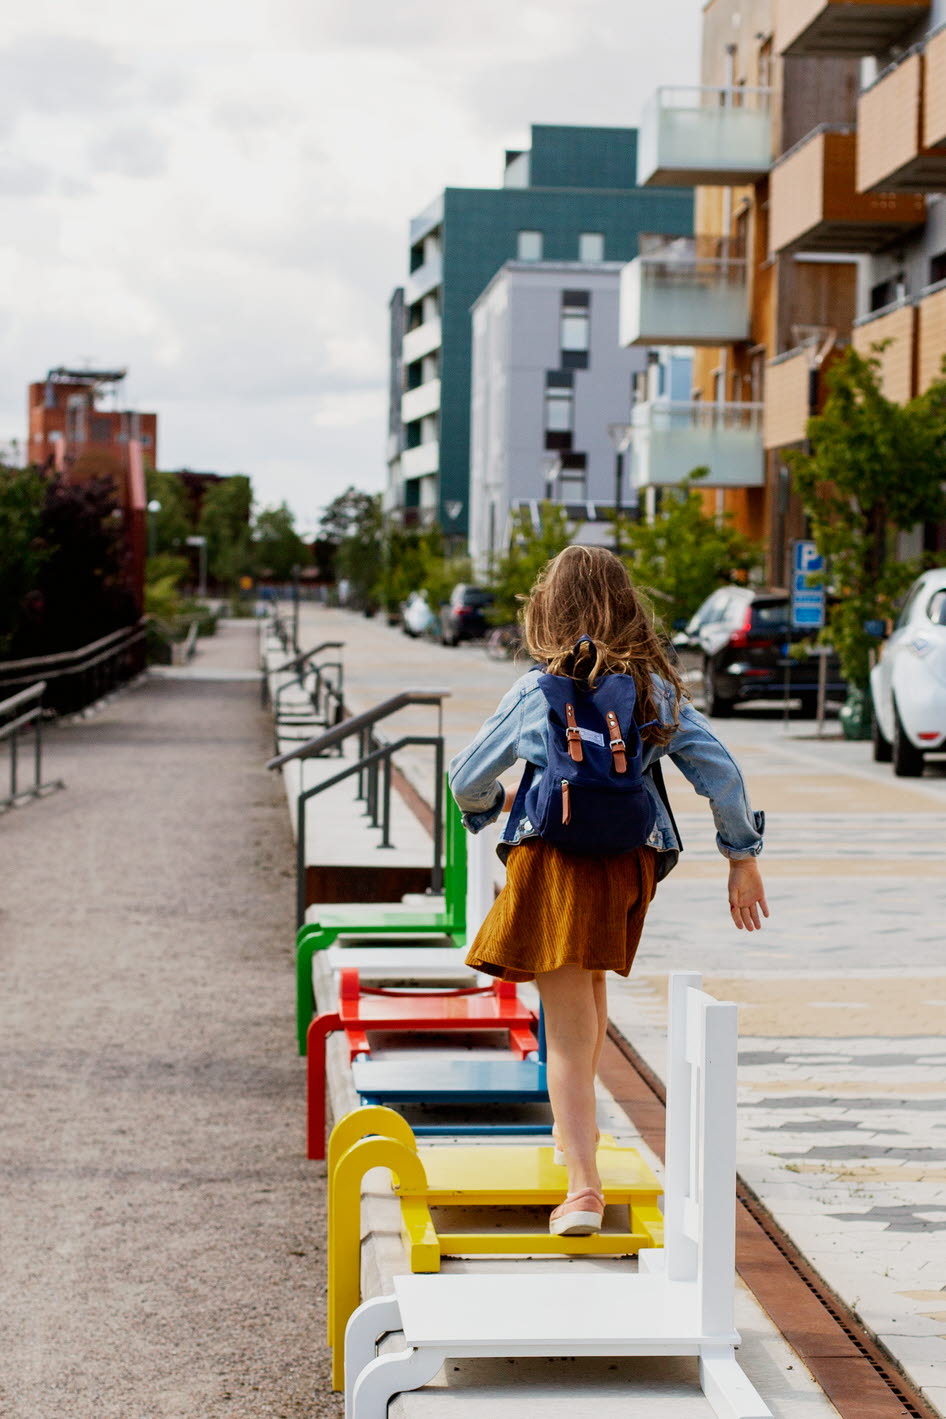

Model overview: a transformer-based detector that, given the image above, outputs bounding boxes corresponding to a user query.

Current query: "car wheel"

[871,709,893,763]
[703,661,734,718]
[892,701,924,777]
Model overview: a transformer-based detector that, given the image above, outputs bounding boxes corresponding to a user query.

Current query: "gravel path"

[0,623,341,1419]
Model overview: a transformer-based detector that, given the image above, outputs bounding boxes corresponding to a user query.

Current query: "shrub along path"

[0,620,340,1419]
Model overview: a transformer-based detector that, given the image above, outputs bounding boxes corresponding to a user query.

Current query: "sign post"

[791,541,828,735]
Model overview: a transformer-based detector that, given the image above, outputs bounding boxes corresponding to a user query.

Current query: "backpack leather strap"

[605,709,627,774]
[564,703,584,762]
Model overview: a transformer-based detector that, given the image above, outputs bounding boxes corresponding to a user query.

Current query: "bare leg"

[536,964,601,1195]
[591,970,608,1077]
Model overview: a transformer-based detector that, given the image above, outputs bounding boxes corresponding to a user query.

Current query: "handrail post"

[296,784,308,929]
[9,727,16,801]
[431,737,445,892]
[33,713,42,795]
[380,756,393,848]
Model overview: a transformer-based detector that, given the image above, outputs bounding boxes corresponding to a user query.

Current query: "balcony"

[401,378,441,425]
[775,0,929,57]
[923,26,946,150]
[636,86,772,187]
[630,401,764,488]
[619,237,749,346]
[857,49,946,193]
[769,127,925,253]
[400,440,440,479]
[402,316,442,365]
[917,280,946,390]
[404,252,443,305]
[852,301,917,401]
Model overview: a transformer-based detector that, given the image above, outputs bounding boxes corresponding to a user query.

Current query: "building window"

[561,290,590,364]
[930,250,946,287]
[517,230,543,261]
[578,232,604,262]
[90,417,111,443]
[545,386,573,432]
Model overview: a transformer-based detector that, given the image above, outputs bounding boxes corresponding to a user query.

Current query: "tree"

[252,502,310,581]
[145,470,195,557]
[489,501,574,625]
[620,471,762,631]
[788,347,946,689]
[321,489,383,607]
[0,465,48,657]
[198,475,253,588]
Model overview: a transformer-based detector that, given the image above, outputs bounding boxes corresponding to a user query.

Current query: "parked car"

[674,586,846,716]
[401,591,436,639]
[870,568,946,776]
[440,585,494,646]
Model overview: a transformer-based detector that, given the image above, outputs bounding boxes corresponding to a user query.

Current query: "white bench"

[343,971,772,1419]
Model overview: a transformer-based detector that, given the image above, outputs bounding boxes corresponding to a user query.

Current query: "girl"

[448,546,767,1237]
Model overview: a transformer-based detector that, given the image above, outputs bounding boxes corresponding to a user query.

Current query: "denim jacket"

[448,669,764,881]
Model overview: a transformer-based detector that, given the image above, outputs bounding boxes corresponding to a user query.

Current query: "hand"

[727,858,769,931]
[503,786,517,813]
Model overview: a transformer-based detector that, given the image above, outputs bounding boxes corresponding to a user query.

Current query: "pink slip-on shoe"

[549,1188,605,1237]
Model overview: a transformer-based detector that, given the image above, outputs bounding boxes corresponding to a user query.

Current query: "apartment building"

[28,367,157,505]
[623,0,936,582]
[468,261,650,572]
[387,124,693,537]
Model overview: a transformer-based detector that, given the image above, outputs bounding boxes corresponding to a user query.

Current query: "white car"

[870,568,946,775]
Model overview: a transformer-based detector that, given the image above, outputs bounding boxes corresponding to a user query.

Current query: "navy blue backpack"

[502,642,659,858]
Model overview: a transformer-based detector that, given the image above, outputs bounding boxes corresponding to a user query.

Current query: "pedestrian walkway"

[0,620,341,1419]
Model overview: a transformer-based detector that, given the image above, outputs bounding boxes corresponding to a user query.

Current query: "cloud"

[0,0,705,521]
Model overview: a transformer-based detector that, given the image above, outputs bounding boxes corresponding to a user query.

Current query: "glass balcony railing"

[404,252,443,305]
[620,237,749,346]
[776,0,929,59]
[636,86,772,188]
[630,401,764,488]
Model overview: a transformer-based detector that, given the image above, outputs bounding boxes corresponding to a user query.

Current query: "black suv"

[440,585,494,646]
[674,587,845,716]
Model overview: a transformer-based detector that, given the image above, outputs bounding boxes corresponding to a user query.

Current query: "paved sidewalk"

[0,621,340,1419]
[297,602,946,1416]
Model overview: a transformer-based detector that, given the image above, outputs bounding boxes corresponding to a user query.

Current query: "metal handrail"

[288,734,444,927]
[266,689,449,769]
[1,681,65,810]
[0,623,147,716]
[271,640,344,677]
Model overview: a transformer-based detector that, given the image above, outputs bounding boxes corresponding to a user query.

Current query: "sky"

[0,0,701,536]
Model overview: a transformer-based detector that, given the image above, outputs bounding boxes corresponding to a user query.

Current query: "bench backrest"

[663,971,738,1337]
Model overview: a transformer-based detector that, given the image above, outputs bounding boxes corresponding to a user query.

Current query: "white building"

[468,261,650,573]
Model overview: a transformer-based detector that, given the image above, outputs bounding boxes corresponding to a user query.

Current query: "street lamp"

[607,423,634,557]
[185,534,208,599]
[146,498,161,559]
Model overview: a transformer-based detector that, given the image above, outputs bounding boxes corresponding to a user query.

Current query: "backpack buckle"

[605,712,627,774]
[564,703,584,762]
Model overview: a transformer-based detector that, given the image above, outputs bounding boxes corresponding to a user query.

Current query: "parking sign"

[791,540,826,629]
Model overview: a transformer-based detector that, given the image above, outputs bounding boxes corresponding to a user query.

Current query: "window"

[930,250,946,287]
[544,386,573,432]
[578,232,604,262]
[928,589,946,626]
[561,290,590,368]
[517,229,543,261]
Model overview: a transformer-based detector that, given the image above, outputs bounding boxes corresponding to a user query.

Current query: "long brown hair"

[521,545,686,744]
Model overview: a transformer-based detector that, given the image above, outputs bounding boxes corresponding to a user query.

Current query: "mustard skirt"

[465,838,658,983]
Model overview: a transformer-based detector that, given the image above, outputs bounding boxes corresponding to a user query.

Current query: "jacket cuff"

[717,809,765,860]
[460,783,505,834]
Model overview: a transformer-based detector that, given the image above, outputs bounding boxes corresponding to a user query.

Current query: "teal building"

[387,124,693,536]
